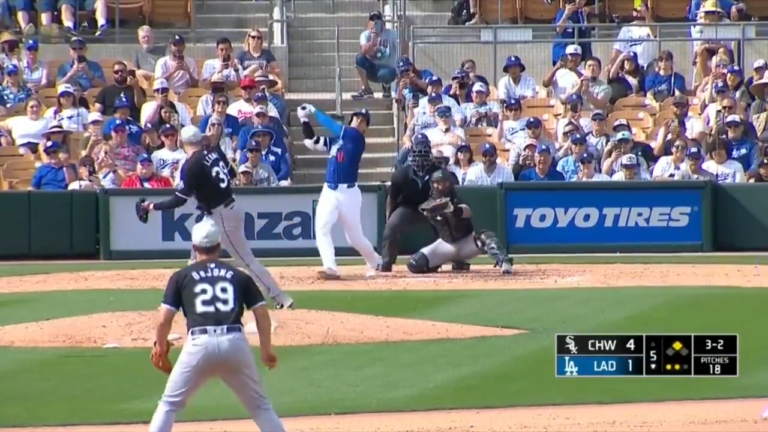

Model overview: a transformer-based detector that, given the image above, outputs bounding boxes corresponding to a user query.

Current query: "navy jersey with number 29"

[177,148,236,213]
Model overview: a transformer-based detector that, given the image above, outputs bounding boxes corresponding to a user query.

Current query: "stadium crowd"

[0,25,292,191]
[393,0,768,184]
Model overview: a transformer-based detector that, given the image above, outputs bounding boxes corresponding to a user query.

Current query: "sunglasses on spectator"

[210,123,223,127]
[726,123,742,128]
[215,100,228,106]
[563,129,577,136]
[436,112,451,119]
[673,144,687,150]
[526,125,541,130]
[721,105,735,111]
[155,89,169,95]
[505,106,521,112]
[255,112,268,118]
[113,69,126,75]
[571,141,586,146]
[618,139,632,145]
[27,47,38,52]
[247,149,260,153]
[71,47,84,52]
[248,34,262,40]
[113,128,127,134]
[161,133,177,139]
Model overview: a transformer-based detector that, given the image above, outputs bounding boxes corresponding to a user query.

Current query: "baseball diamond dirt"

[0,263,766,431]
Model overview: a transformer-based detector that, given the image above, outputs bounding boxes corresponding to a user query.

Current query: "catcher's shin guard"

[474,230,509,268]
[407,252,441,274]
[451,261,471,271]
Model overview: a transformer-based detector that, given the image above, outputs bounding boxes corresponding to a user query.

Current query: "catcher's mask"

[408,136,433,176]
[430,169,453,197]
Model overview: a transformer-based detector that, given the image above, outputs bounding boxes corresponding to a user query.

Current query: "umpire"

[381,134,463,271]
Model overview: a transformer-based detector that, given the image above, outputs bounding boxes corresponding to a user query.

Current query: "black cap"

[78,155,95,167]
[170,34,185,45]
[672,94,689,106]
[760,158,768,167]
[69,37,86,49]
[369,10,383,21]
[430,169,453,183]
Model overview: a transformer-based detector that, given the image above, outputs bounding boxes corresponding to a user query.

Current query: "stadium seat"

[7,104,25,116]
[522,0,559,22]
[8,177,31,190]
[1,159,37,190]
[85,88,101,108]
[68,132,86,156]
[38,88,59,107]
[479,0,521,24]
[605,0,635,19]
[608,110,654,131]
[179,88,208,109]
[650,0,688,21]
[613,96,659,115]
[150,0,189,26]
[465,127,496,147]
[746,0,768,19]
[107,0,150,24]
[523,106,558,119]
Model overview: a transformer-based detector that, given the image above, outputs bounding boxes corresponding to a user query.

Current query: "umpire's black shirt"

[389,164,441,211]
[162,259,266,331]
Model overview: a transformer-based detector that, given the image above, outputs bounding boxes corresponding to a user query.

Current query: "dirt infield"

[0,263,766,431]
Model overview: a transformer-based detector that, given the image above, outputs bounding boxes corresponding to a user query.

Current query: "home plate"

[245,321,278,334]
[103,343,121,348]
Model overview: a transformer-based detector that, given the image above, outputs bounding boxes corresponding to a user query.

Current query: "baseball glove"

[135,198,149,224]
[419,197,454,216]
[150,341,173,374]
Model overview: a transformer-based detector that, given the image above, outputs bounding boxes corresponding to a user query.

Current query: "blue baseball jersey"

[324,126,365,185]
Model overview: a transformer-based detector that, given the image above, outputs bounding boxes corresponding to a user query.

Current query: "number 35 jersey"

[162,259,266,331]
[176,147,236,213]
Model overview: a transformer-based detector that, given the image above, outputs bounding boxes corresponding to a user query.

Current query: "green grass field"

[0,255,765,427]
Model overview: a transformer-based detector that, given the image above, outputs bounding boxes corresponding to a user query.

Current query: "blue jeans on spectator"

[57,0,95,10]
[14,0,54,12]
[355,53,397,85]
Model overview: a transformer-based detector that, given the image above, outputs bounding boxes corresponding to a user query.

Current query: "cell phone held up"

[222,54,231,69]
[127,70,137,79]
[76,54,87,64]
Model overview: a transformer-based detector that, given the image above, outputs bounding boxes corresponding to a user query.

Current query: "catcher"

[407,169,514,275]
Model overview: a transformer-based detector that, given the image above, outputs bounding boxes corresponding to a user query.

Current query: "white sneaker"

[761,407,768,420]
[366,260,383,277]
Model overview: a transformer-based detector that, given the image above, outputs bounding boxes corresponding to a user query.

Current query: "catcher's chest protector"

[428,199,474,243]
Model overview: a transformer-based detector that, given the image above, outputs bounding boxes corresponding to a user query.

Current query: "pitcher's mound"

[0,310,523,348]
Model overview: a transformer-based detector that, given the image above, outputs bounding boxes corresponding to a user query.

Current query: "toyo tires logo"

[511,207,694,228]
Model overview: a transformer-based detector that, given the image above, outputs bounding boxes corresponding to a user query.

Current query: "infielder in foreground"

[139,125,294,309]
[408,169,514,274]
[298,104,382,279]
[148,219,285,432]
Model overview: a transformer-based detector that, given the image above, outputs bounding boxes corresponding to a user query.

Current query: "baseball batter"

[148,219,285,432]
[140,125,294,309]
[298,104,382,279]
[407,169,514,274]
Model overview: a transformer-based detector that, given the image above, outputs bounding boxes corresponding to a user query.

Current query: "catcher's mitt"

[419,197,454,216]
[150,341,173,374]
[136,198,149,224]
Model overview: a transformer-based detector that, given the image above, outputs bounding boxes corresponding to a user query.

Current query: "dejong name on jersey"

[511,207,693,229]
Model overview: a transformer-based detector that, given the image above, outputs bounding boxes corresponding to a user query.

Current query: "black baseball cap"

[369,10,383,21]
[759,158,768,167]
[69,37,86,49]
[170,34,185,45]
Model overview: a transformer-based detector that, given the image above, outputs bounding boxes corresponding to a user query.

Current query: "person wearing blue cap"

[497,55,537,101]
[606,51,646,104]
[353,11,399,100]
[416,76,461,116]
[719,114,759,172]
[395,56,434,109]
[105,118,147,174]
[644,50,687,103]
[464,142,516,185]
[575,152,610,181]
[518,144,566,181]
[57,37,106,91]
[460,82,501,128]
[556,133,590,181]
[0,63,33,105]
[495,97,527,149]
[236,105,287,165]
[248,125,291,184]
[401,93,444,167]
[120,154,174,188]
[21,40,50,91]
[555,93,592,140]
[586,110,610,161]
[104,95,144,146]
[150,124,187,178]
[31,141,76,190]
[424,104,467,161]
[443,69,473,104]
[723,65,752,108]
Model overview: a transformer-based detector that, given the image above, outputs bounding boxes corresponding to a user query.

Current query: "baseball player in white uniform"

[297,104,382,279]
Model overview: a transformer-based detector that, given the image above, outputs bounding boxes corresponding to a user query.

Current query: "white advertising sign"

[109,192,379,251]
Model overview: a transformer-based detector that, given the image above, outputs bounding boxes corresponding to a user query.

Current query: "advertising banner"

[108,191,379,254]
[504,188,705,250]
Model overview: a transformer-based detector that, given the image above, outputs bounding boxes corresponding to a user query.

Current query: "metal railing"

[409,22,765,90]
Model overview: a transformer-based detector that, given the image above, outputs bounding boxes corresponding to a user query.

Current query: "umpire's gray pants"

[149,326,285,432]
[420,233,481,268]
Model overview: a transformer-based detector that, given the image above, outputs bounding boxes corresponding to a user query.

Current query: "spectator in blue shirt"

[556,133,589,181]
[645,50,687,103]
[519,144,566,181]
[552,0,593,66]
[56,37,106,91]
[395,56,433,108]
[723,114,759,172]
[1,64,32,107]
[104,95,143,146]
[198,93,240,139]
[238,105,287,164]
[31,141,76,190]
[247,125,291,184]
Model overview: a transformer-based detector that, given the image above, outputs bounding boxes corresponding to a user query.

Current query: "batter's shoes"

[378,262,393,273]
[451,261,471,272]
[501,258,514,275]
[317,268,341,280]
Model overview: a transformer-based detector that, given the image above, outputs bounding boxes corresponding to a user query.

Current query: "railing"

[409,22,765,93]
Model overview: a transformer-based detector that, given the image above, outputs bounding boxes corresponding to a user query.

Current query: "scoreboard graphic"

[555,334,738,378]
